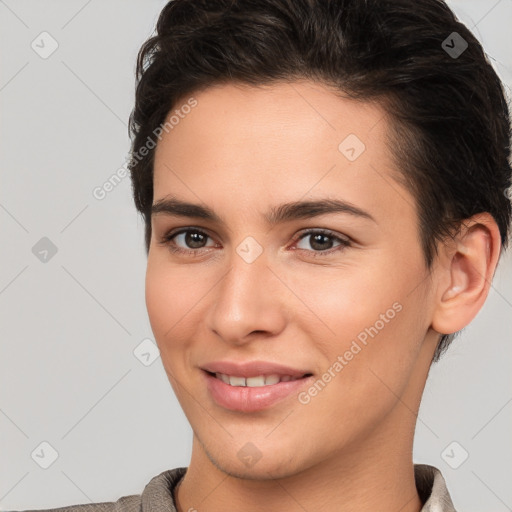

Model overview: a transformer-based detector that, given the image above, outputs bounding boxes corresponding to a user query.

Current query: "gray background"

[0,1,511,510]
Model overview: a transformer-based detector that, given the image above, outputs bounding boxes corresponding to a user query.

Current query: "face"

[146,81,440,479]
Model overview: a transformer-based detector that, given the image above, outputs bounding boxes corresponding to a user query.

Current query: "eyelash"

[158,227,352,258]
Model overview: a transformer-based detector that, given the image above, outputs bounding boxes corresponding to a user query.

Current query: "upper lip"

[201,360,312,378]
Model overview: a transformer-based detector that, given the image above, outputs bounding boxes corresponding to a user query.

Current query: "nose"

[206,249,288,346]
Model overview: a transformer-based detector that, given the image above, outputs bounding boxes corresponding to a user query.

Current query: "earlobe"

[431,214,501,335]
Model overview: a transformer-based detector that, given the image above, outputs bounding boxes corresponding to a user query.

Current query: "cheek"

[145,261,200,405]
[290,257,426,393]
[287,261,402,344]
[144,259,197,355]
[145,261,172,339]
[294,303,422,447]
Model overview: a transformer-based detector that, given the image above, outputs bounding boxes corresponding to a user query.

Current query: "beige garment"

[14,464,456,512]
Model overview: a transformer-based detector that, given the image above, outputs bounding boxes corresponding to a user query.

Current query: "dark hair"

[128,0,512,361]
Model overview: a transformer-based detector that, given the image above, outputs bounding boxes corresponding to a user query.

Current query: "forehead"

[154,80,390,164]
[152,80,413,228]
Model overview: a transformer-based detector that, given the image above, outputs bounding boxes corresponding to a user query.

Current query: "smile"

[203,370,314,412]
[213,372,306,387]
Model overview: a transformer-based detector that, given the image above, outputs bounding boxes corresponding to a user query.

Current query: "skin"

[146,80,501,512]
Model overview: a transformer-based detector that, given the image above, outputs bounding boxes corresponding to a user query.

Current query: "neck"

[175,418,422,512]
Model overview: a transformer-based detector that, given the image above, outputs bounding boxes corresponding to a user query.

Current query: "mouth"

[202,369,314,412]
[205,370,312,387]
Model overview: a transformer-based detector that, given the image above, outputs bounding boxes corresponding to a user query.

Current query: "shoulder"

[10,467,187,512]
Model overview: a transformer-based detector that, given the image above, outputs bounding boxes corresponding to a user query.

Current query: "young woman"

[18,0,511,510]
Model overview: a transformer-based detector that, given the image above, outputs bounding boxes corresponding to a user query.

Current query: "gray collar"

[415,464,457,511]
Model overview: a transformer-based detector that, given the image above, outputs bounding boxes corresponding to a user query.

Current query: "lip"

[201,361,314,412]
[200,360,311,378]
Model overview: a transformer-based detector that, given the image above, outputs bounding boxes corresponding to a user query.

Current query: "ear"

[431,213,502,335]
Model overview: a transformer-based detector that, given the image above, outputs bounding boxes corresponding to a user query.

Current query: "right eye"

[159,228,218,255]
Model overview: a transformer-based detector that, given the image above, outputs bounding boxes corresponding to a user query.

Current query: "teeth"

[214,373,302,387]
[246,376,265,387]
[263,374,280,385]
[229,376,246,387]
[218,373,230,385]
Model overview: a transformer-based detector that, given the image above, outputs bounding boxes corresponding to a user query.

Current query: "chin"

[202,438,317,482]
[213,456,305,481]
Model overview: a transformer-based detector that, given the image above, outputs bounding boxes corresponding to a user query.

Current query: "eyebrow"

[151,196,376,225]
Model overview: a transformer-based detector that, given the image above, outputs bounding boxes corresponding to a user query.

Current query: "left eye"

[294,230,350,253]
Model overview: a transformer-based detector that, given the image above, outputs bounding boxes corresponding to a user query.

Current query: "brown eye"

[305,233,335,251]
[181,230,208,249]
[160,228,217,254]
[294,229,351,256]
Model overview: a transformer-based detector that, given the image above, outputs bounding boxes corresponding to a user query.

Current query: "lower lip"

[203,371,314,412]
